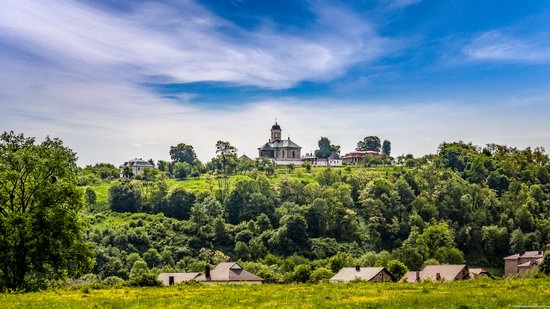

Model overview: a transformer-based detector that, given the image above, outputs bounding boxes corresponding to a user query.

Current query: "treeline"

[87,141,550,282]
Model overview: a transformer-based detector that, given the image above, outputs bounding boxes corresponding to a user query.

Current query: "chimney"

[205,265,211,278]
[415,271,420,282]
[520,251,525,256]
[539,250,543,255]
[355,265,360,272]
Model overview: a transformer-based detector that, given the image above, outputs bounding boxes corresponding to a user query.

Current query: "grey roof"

[259,143,273,151]
[329,267,386,282]
[195,262,263,282]
[504,251,544,260]
[121,158,154,168]
[269,139,301,149]
[328,152,341,159]
[518,258,543,267]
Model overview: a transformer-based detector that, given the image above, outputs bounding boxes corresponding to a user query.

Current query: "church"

[258,122,302,165]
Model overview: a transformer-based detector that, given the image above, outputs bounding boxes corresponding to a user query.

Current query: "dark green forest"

[85,141,550,283]
[1,132,549,290]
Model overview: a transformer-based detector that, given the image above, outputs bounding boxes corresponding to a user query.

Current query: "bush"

[292,264,312,283]
[103,276,125,287]
[309,267,333,283]
[386,259,408,281]
[126,274,163,287]
[540,253,550,275]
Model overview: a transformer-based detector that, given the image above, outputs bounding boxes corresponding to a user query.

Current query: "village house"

[194,262,263,284]
[329,266,392,283]
[504,251,544,276]
[157,262,263,285]
[468,268,494,279]
[258,122,302,166]
[157,272,201,286]
[119,158,154,177]
[402,265,470,283]
[342,150,380,165]
[302,152,343,167]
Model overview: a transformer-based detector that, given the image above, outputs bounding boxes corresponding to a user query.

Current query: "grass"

[83,165,401,209]
[1,278,548,308]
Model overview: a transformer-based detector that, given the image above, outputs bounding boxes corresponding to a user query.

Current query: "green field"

[1,278,548,308]
[83,166,398,211]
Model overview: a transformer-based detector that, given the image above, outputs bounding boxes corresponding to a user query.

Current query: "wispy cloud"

[384,0,421,9]
[0,0,392,89]
[463,30,550,63]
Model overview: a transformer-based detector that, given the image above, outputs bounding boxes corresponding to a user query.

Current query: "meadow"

[1,278,548,308]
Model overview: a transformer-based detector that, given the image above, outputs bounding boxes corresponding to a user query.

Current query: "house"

[120,158,154,177]
[194,262,263,284]
[329,266,392,283]
[302,152,343,167]
[157,272,201,286]
[239,154,254,162]
[342,150,380,165]
[468,268,494,279]
[402,265,470,282]
[258,122,302,166]
[504,251,544,276]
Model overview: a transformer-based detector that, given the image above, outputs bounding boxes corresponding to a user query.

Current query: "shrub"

[386,260,408,281]
[309,267,333,283]
[292,264,312,283]
[126,274,163,287]
[103,276,125,287]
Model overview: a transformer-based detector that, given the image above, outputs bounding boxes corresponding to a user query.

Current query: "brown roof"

[518,258,543,268]
[157,272,201,284]
[329,267,387,282]
[401,271,421,283]
[504,251,544,260]
[420,265,469,281]
[195,262,263,282]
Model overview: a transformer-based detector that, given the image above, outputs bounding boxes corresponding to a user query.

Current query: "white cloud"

[384,0,422,9]
[463,30,550,63]
[0,0,390,89]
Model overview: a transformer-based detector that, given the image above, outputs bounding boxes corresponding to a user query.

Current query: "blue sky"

[1,0,550,165]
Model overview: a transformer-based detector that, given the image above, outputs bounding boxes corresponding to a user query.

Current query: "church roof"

[270,138,301,149]
[272,122,281,130]
[258,143,273,151]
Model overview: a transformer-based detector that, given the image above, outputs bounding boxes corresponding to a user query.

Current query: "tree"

[382,140,391,156]
[510,229,525,254]
[109,180,142,213]
[85,188,97,206]
[209,141,238,202]
[356,136,381,152]
[309,267,333,283]
[173,162,192,180]
[540,253,550,275]
[160,188,195,220]
[314,137,340,159]
[386,259,408,281]
[234,241,251,261]
[287,163,295,174]
[129,260,149,279]
[169,143,198,165]
[0,131,93,290]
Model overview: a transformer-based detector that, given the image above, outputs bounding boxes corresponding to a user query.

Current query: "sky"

[1,0,550,166]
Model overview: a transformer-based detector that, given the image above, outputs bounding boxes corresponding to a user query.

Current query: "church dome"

[271,122,281,130]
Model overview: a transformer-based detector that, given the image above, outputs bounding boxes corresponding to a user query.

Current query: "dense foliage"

[83,141,550,282]
[0,132,93,291]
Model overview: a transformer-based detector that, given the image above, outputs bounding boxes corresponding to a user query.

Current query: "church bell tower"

[270,121,282,142]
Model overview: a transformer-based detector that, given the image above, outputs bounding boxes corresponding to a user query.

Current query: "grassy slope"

[83,166,398,210]
[1,279,548,308]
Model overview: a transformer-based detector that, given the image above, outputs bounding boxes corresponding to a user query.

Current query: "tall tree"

[382,140,391,156]
[356,136,381,152]
[0,131,93,290]
[169,143,198,165]
[211,141,238,202]
[314,137,340,159]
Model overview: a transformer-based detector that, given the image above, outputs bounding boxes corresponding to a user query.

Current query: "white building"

[119,158,154,177]
[303,151,343,167]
